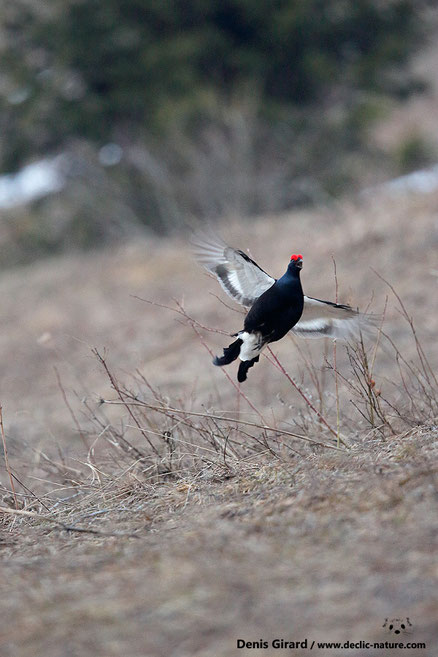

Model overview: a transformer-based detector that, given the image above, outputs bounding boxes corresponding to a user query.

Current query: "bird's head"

[289,254,303,271]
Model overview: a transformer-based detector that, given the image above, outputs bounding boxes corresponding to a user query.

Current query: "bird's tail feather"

[237,356,260,383]
[213,338,243,367]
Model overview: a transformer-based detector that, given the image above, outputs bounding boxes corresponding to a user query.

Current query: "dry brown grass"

[1,425,437,656]
[0,189,437,656]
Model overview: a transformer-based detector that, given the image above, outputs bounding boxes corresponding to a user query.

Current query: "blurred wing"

[192,230,275,307]
[291,296,374,339]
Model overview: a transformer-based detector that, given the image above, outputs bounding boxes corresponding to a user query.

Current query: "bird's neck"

[278,269,301,285]
[276,269,303,295]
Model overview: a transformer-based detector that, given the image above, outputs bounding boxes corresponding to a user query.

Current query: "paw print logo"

[383,618,413,635]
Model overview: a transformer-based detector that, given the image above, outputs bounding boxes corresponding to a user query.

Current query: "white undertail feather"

[238,331,264,361]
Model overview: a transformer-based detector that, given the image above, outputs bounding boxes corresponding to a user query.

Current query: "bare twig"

[331,255,340,448]
[10,471,51,512]
[265,347,349,448]
[54,367,89,450]
[132,295,232,335]
[371,269,438,389]
[209,293,246,315]
[101,399,344,451]
[369,296,387,380]
[93,348,158,456]
[172,298,268,424]
[0,505,140,538]
[0,406,18,509]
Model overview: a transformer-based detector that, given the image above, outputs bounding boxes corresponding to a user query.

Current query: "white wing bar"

[192,230,275,307]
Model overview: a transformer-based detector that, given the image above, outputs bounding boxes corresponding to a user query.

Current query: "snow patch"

[0,157,65,209]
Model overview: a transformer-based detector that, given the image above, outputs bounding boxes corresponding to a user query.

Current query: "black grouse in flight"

[193,232,371,383]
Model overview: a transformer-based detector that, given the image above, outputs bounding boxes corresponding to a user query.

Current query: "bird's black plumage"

[215,256,304,381]
[244,259,304,341]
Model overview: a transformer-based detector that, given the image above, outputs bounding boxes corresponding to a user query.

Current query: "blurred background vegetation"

[0,0,436,264]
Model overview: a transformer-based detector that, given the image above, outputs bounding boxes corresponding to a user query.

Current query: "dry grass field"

[0,188,437,656]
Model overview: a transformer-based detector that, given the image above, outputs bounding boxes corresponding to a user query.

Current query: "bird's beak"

[296,259,303,270]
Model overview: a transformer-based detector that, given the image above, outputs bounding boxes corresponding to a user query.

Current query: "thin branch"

[172,298,268,424]
[209,293,246,315]
[0,505,140,538]
[54,367,89,450]
[265,347,350,448]
[0,406,18,509]
[132,295,232,335]
[331,255,340,448]
[100,399,344,451]
[371,269,438,389]
[10,471,51,513]
[93,349,158,456]
[369,296,387,380]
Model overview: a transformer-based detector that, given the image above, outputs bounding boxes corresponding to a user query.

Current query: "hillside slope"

[1,189,437,656]
[1,189,437,445]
